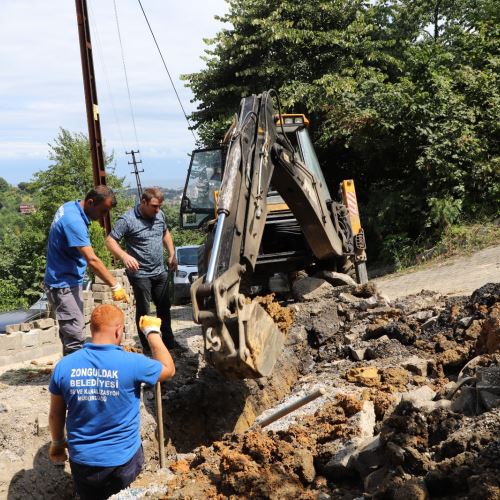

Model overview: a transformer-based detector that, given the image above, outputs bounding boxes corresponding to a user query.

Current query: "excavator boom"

[187,90,367,379]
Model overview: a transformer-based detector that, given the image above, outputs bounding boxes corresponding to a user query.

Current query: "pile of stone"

[0,317,59,366]
[90,269,137,340]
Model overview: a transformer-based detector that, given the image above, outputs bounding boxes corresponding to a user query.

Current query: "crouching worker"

[48,304,174,499]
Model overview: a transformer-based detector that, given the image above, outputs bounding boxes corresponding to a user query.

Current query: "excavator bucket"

[191,274,285,379]
[206,300,285,379]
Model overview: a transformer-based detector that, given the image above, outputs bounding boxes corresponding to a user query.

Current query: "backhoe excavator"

[180,90,367,379]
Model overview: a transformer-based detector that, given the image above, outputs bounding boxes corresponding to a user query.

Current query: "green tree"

[0,128,131,310]
[184,0,500,262]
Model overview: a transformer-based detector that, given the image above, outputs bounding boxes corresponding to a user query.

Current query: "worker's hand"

[48,440,68,465]
[111,283,130,304]
[122,254,140,272]
[168,254,178,272]
[139,315,162,337]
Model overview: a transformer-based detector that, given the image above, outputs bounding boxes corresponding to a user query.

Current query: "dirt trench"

[0,249,499,499]
[131,280,500,499]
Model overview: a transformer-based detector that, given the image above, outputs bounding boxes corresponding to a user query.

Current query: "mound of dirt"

[126,282,499,499]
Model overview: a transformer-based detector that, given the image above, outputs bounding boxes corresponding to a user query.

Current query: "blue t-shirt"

[49,343,162,467]
[44,201,91,288]
[109,205,167,278]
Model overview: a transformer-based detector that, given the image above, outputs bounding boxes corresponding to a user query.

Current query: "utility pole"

[75,0,111,234]
[126,150,144,199]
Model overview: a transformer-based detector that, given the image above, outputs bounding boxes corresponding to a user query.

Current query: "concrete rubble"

[108,281,500,499]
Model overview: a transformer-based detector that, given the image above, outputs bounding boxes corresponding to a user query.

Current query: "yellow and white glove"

[139,315,162,338]
[111,283,130,303]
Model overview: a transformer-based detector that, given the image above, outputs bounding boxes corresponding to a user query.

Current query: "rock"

[293,448,316,484]
[364,465,392,494]
[314,270,356,287]
[292,278,332,301]
[421,316,439,331]
[358,296,379,311]
[476,303,500,354]
[401,386,436,408]
[393,478,429,500]
[0,403,8,413]
[5,324,21,333]
[346,366,380,387]
[20,323,32,332]
[402,356,429,377]
[36,413,49,436]
[349,346,366,361]
[350,435,384,476]
[309,308,340,346]
[409,310,435,322]
[33,317,55,329]
[339,292,362,304]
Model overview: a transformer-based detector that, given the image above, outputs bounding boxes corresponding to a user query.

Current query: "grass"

[373,222,500,277]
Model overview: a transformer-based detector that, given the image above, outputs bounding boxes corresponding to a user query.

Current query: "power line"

[136,0,198,143]
[113,0,140,150]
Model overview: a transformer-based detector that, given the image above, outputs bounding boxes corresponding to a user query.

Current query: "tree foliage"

[184,0,500,261]
[0,129,131,309]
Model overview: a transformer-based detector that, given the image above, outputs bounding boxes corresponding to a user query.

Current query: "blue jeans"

[69,445,144,499]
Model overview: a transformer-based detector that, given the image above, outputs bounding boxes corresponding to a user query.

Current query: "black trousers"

[128,271,175,349]
[70,445,144,500]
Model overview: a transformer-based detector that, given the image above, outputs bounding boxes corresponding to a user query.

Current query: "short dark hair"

[85,185,117,207]
[141,187,164,203]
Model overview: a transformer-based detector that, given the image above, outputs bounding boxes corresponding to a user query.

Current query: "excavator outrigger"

[180,90,367,379]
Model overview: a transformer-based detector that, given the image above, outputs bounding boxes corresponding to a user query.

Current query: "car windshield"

[177,247,198,266]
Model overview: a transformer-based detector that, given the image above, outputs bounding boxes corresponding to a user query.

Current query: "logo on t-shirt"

[69,367,120,402]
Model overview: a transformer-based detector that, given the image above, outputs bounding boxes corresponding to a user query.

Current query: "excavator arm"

[190,90,365,379]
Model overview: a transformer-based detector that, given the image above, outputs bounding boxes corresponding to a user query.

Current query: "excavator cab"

[180,148,223,229]
[180,91,368,379]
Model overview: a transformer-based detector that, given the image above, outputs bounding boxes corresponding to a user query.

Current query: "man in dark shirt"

[105,187,179,351]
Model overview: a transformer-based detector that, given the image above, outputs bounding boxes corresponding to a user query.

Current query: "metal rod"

[155,382,166,467]
[255,388,326,429]
[206,212,226,283]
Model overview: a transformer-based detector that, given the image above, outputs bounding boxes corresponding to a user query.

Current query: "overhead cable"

[113,0,140,150]
[137,0,198,143]
[88,0,126,152]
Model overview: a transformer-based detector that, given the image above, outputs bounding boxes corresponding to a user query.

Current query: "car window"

[177,247,198,266]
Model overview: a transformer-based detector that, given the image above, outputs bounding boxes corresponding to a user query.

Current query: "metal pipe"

[155,382,166,468]
[206,212,226,283]
[254,388,325,429]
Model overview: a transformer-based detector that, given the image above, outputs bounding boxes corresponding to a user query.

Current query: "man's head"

[140,187,164,219]
[90,304,124,345]
[83,186,117,221]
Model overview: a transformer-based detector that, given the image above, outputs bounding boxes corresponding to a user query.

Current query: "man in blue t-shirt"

[45,186,129,355]
[48,304,175,499]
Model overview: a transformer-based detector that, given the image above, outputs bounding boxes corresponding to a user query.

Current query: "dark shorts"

[69,445,144,500]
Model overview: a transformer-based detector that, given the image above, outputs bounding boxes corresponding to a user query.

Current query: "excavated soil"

[0,254,499,499]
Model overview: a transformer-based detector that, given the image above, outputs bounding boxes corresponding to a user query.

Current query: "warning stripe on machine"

[346,191,358,216]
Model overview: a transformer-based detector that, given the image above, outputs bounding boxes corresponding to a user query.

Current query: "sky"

[0,0,228,190]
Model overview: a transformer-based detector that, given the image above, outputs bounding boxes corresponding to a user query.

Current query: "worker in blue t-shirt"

[48,304,175,499]
[44,186,130,355]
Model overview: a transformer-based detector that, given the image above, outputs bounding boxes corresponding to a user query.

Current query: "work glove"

[48,439,67,465]
[111,283,130,303]
[139,315,162,338]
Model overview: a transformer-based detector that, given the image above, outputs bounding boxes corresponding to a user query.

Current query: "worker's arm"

[140,316,175,382]
[105,235,139,272]
[163,230,177,272]
[78,245,129,302]
[78,245,117,287]
[48,393,67,464]
[148,334,175,382]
